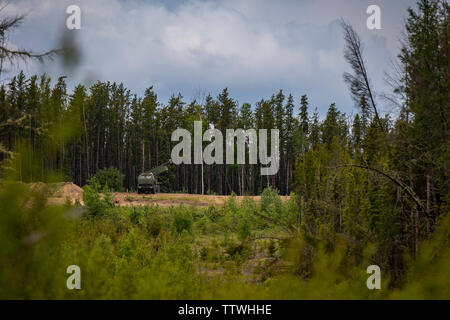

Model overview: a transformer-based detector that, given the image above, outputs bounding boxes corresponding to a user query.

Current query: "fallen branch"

[337,164,425,212]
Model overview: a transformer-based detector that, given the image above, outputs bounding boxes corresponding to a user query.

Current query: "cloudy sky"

[3,0,417,116]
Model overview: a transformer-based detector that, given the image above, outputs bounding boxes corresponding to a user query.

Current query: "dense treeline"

[0,70,324,195]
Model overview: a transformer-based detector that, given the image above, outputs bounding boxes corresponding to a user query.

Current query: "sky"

[3,0,418,116]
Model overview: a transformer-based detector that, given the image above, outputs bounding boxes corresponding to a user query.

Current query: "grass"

[0,183,448,299]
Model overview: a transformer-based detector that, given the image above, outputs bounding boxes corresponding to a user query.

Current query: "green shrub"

[195,215,212,234]
[200,247,209,261]
[284,192,300,226]
[171,208,193,235]
[224,241,248,259]
[146,211,165,237]
[83,184,113,218]
[224,192,239,215]
[268,240,276,257]
[129,207,146,225]
[117,228,138,258]
[206,205,220,222]
[88,167,124,192]
[237,215,251,242]
[260,187,283,217]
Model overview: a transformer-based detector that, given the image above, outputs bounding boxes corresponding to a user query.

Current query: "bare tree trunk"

[413,209,419,256]
[141,140,145,172]
[208,165,211,194]
[241,165,245,195]
[82,103,90,178]
[96,127,100,172]
[201,161,204,195]
[426,174,431,215]
[79,153,82,186]
[148,141,152,169]
[286,159,289,194]
[426,170,432,235]
[156,138,159,165]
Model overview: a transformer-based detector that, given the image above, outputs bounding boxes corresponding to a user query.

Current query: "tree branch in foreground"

[337,164,425,212]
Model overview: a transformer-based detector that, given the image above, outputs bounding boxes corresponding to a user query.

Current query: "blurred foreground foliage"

[0,182,448,299]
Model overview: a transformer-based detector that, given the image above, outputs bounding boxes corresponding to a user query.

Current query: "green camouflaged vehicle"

[137,161,170,194]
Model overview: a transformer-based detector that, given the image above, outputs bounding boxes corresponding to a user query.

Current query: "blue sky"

[3,0,417,117]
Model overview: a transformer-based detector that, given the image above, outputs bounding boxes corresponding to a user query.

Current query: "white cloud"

[4,0,417,115]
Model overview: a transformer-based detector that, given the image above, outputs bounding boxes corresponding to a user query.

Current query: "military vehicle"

[137,161,171,194]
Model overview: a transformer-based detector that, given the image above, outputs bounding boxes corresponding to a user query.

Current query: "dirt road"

[112,192,290,208]
[37,181,290,208]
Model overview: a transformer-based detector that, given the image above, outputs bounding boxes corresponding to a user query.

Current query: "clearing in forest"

[113,192,290,208]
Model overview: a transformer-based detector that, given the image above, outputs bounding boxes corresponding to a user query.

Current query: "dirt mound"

[28,182,84,205]
[52,182,84,204]
[28,182,47,192]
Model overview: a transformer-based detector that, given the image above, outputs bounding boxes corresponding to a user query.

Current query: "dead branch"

[337,164,425,212]
[341,20,386,133]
